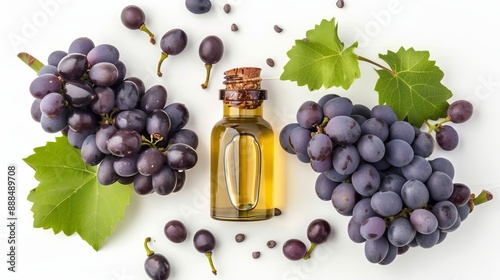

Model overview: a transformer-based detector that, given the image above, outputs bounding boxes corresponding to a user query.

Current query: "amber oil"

[210,67,274,221]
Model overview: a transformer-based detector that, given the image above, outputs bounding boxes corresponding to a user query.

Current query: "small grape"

[121,5,155,44]
[143,237,171,280]
[304,218,331,259]
[193,229,217,275]
[164,220,187,243]
[185,0,212,14]
[282,239,307,261]
[199,35,224,89]
[435,125,459,151]
[157,28,188,77]
[447,100,473,123]
[67,37,95,55]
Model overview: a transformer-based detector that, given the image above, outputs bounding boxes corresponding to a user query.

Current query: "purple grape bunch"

[28,36,199,196]
[280,94,491,264]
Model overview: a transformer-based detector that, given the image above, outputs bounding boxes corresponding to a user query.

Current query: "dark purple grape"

[67,128,94,149]
[164,220,187,243]
[435,125,459,151]
[90,86,115,114]
[97,155,119,185]
[152,165,177,195]
[40,92,66,117]
[185,0,212,14]
[305,219,331,259]
[115,80,140,110]
[47,50,67,66]
[67,108,98,132]
[38,65,58,76]
[146,109,171,138]
[68,37,95,55]
[81,135,105,166]
[143,237,171,280]
[40,110,68,133]
[115,110,146,132]
[296,100,323,129]
[87,44,120,65]
[140,85,168,113]
[199,35,224,89]
[113,154,139,177]
[168,129,199,150]
[106,129,142,157]
[193,229,217,275]
[157,28,188,77]
[113,60,127,87]
[96,124,117,154]
[121,5,155,44]
[57,53,89,80]
[173,170,186,193]
[63,80,96,108]
[88,62,119,87]
[282,239,307,261]
[133,173,154,195]
[164,102,189,133]
[447,100,473,123]
[124,76,146,98]
[165,143,198,170]
[29,74,62,99]
[279,123,300,154]
[137,147,165,176]
[448,183,471,207]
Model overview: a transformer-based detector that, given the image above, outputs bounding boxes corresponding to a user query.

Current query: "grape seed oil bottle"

[210,67,274,221]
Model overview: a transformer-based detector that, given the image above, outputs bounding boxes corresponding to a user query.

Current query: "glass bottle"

[210,67,274,221]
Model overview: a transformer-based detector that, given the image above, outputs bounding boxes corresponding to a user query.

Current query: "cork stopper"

[220,67,267,109]
[223,67,262,90]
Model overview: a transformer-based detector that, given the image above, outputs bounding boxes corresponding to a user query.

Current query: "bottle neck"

[223,102,264,117]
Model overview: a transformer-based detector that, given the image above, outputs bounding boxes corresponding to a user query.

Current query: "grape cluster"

[280,94,476,264]
[28,36,199,196]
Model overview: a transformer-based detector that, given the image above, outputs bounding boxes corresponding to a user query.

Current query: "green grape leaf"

[23,136,133,251]
[280,18,360,91]
[375,47,452,127]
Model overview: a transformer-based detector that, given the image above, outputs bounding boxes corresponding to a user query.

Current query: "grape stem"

[139,24,156,45]
[157,52,169,77]
[144,237,154,257]
[303,243,317,260]
[17,52,44,73]
[201,64,213,89]
[424,115,451,133]
[141,134,164,149]
[204,252,217,275]
[357,55,394,75]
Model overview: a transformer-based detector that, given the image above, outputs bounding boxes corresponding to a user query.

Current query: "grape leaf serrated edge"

[23,136,133,251]
[280,17,453,127]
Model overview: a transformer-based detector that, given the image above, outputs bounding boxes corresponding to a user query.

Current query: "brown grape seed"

[235,233,245,243]
[266,240,277,248]
[273,25,283,33]
[223,4,231,13]
[231,23,238,32]
[266,58,275,67]
[252,251,261,259]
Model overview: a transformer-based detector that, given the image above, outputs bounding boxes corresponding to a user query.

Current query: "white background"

[1,0,500,279]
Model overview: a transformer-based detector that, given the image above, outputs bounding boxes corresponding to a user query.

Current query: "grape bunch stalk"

[22,36,199,197]
[280,94,492,264]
